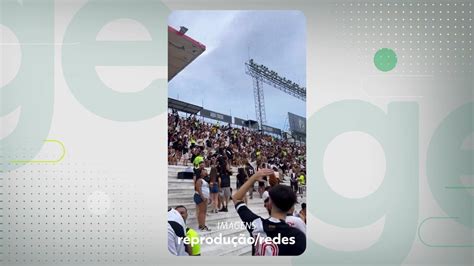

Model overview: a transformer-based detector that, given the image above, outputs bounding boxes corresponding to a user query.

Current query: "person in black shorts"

[218,162,232,212]
[236,167,248,204]
[209,167,220,213]
[232,168,306,256]
[244,160,255,199]
[236,167,247,189]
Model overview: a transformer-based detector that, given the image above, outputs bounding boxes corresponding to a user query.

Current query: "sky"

[168,11,306,130]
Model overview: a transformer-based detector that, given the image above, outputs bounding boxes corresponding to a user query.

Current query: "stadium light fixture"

[245,59,306,129]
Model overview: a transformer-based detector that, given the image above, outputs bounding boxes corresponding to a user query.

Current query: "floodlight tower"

[245,59,306,128]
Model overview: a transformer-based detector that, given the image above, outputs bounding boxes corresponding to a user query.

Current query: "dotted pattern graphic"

[0,155,150,264]
[334,1,473,74]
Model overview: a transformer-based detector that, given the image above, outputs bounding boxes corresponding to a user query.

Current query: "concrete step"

[170,198,266,218]
[168,197,253,207]
[201,240,251,256]
[194,208,268,256]
[168,188,195,196]
[186,206,268,228]
[168,187,259,196]
[167,176,240,183]
[183,199,268,256]
[168,180,241,189]
[216,244,252,256]
[198,220,262,256]
[238,249,253,256]
[167,165,300,256]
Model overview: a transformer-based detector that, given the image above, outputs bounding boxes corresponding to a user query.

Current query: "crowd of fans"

[168,110,307,256]
[168,111,306,174]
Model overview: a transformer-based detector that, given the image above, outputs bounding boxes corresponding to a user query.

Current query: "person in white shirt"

[167,208,189,256]
[194,167,210,231]
[285,206,306,234]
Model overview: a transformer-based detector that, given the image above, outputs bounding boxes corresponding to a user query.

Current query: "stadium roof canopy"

[168,26,206,81]
[168,98,203,115]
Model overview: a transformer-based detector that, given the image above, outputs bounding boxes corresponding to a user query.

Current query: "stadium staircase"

[168,165,264,256]
[168,164,304,256]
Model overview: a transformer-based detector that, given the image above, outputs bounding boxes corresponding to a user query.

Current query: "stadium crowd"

[168,111,307,256]
[168,111,306,173]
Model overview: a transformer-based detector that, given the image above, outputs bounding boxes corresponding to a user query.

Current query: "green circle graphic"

[374,48,398,72]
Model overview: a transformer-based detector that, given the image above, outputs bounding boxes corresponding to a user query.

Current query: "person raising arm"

[233,168,274,206]
[232,168,306,256]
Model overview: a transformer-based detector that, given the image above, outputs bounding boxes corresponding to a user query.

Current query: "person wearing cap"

[233,168,306,256]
